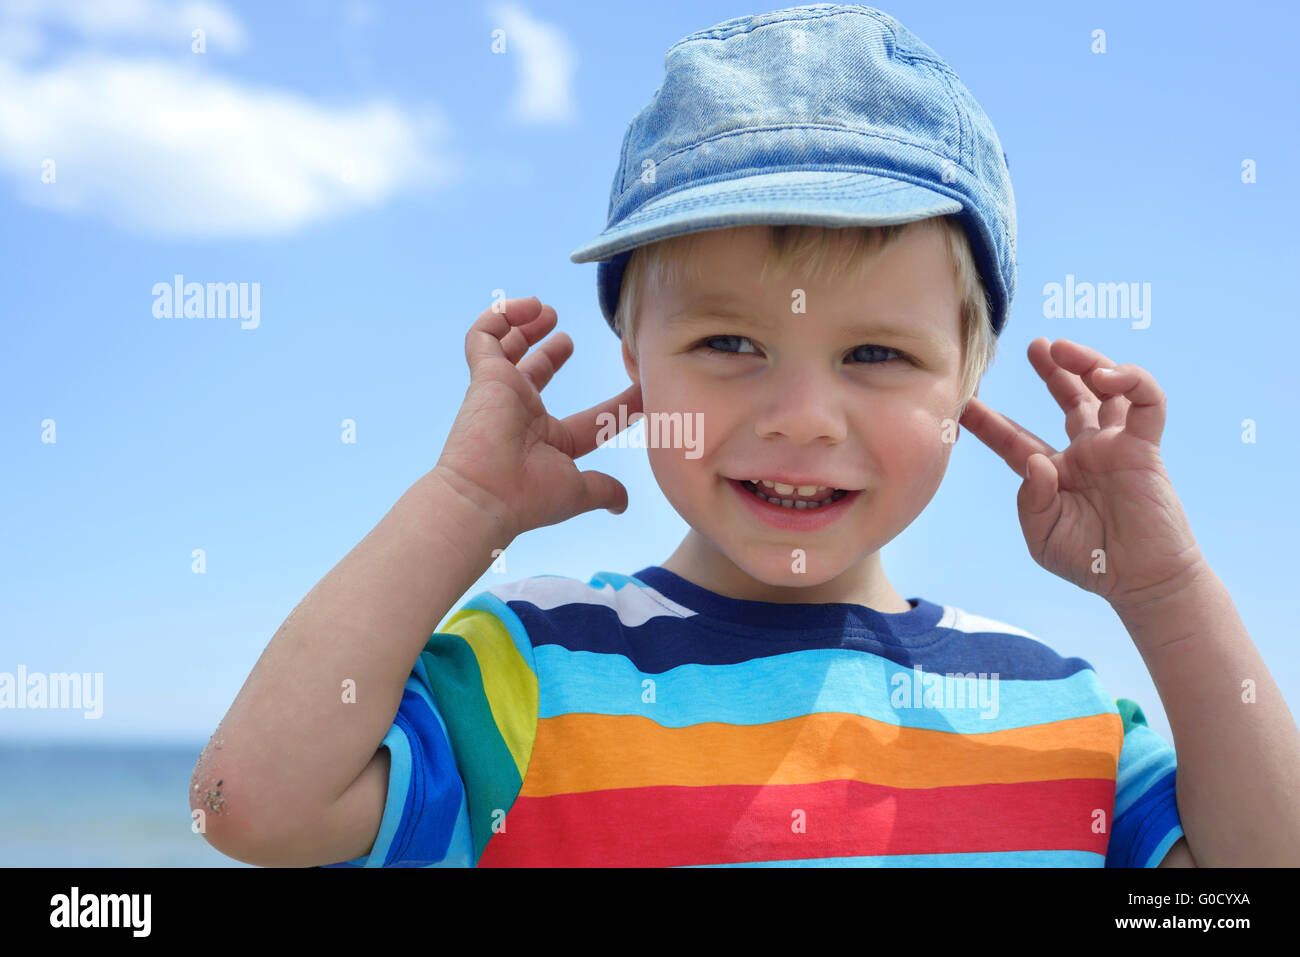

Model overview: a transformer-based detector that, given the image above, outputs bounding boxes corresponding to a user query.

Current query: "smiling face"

[622,220,970,606]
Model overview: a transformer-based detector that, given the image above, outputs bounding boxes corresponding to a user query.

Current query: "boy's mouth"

[735,478,850,510]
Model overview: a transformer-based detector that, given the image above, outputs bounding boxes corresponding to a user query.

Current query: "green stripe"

[1115,697,1147,736]
[420,635,524,863]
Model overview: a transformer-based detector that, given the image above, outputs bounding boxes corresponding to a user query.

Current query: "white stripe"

[484,573,696,628]
[945,606,1053,647]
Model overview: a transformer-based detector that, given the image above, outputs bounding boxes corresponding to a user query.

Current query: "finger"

[1046,338,1130,431]
[958,396,1059,479]
[560,381,644,459]
[464,296,546,374]
[578,469,630,516]
[1090,363,1167,446]
[1019,452,1062,534]
[499,303,558,366]
[1026,336,1101,439]
[517,331,574,393]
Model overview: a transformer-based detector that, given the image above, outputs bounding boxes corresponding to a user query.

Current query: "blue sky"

[1,0,1297,751]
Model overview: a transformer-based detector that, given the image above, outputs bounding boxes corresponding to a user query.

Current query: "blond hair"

[613,215,997,412]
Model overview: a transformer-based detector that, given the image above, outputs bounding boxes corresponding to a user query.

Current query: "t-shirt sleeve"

[1105,697,1184,868]
[319,588,540,868]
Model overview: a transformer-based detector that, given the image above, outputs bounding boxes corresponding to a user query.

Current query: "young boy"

[192,4,1299,867]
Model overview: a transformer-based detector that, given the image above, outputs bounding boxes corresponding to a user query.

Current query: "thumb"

[578,469,629,516]
[1020,453,1059,515]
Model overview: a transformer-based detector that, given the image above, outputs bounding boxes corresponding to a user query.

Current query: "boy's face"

[623,221,970,593]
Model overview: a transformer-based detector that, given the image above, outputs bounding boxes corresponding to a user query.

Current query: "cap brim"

[569,168,963,263]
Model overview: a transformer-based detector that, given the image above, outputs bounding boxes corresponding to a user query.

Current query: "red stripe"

[478,778,1114,866]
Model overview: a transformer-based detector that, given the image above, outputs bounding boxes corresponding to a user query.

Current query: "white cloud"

[489,2,577,126]
[0,55,459,237]
[1,0,246,53]
[0,1,461,238]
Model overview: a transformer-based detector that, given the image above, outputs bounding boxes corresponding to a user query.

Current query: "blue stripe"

[406,656,474,866]
[589,570,648,590]
[422,779,474,867]
[320,717,413,868]
[629,566,948,640]
[1143,826,1186,869]
[1108,768,1181,867]
[367,719,412,867]
[330,671,471,867]
[532,643,1115,733]
[1113,724,1179,819]
[510,598,1097,680]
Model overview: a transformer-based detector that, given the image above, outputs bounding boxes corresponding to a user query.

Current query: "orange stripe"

[519,711,1121,796]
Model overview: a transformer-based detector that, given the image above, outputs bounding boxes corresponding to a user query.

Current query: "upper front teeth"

[752,480,827,496]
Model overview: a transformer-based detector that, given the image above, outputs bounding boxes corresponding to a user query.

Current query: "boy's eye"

[695,335,910,365]
[847,344,910,364]
[698,334,760,356]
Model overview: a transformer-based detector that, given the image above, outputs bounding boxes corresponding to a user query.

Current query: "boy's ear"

[622,336,640,384]
[956,384,979,438]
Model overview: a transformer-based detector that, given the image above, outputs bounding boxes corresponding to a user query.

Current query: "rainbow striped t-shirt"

[322,566,1183,868]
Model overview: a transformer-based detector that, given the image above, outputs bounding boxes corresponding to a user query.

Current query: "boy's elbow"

[189,768,265,865]
[188,753,303,867]
[190,781,310,866]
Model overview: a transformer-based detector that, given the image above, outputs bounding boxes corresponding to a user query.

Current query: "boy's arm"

[192,296,634,866]
[959,340,1300,865]
[1117,560,1300,867]
[190,466,513,867]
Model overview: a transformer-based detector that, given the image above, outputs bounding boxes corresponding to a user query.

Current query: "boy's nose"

[750,370,849,446]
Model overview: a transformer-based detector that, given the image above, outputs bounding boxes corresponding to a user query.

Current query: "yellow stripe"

[442,608,538,781]
[520,711,1122,796]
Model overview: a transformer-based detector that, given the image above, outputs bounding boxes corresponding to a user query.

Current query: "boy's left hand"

[958,337,1206,613]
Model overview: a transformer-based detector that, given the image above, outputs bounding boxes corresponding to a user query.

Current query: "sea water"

[0,740,250,867]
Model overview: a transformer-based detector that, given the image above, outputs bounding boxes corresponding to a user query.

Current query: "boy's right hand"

[433,296,643,541]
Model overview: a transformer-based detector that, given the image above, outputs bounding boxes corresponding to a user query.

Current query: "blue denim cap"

[569,3,1017,338]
